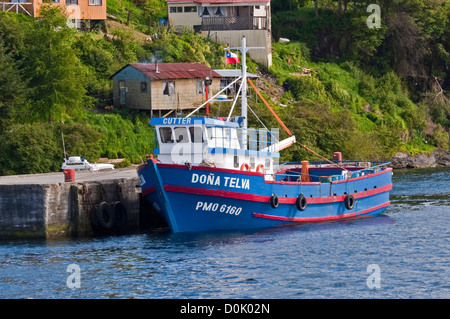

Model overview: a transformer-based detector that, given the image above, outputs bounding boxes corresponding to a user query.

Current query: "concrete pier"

[0,167,165,239]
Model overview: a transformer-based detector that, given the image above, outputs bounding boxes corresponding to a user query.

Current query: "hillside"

[0,0,449,175]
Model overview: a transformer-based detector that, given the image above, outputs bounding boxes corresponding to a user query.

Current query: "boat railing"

[274,161,391,183]
[208,127,279,152]
[280,160,390,167]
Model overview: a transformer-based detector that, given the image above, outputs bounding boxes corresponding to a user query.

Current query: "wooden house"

[0,0,106,28]
[111,62,222,117]
[165,0,272,66]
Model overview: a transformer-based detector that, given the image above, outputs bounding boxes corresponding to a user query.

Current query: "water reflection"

[0,168,449,299]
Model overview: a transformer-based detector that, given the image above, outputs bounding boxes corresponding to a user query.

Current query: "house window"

[170,6,182,13]
[214,7,224,17]
[89,0,102,5]
[196,80,205,94]
[184,6,197,13]
[199,6,211,17]
[66,0,78,5]
[163,81,175,96]
[141,82,147,93]
[159,127,174,143]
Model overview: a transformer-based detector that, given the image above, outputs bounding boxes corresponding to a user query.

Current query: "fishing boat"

[137,37,392,233]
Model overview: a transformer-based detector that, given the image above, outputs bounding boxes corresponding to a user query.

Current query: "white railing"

[1,2,33,16]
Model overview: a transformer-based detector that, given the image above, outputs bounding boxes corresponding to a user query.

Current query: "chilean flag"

[226,50,240,64]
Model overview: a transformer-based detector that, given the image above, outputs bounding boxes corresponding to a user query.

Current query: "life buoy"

[344,194,355,210]
[270,194,279,208]
[256,164,266,174]
[93,201,115,230]
[113,201,128,229]
[240,163,250,171]
[296,193,307,211]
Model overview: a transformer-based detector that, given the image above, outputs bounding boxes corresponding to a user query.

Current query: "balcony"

[0,2,33,16]
[201,16,268,31]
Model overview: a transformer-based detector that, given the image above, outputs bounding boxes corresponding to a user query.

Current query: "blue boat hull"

[137,161,392,233]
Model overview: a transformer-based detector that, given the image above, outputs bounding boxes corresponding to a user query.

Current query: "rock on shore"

[390,148,450,169]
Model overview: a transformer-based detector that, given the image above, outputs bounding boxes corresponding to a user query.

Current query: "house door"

[119,81,126,106]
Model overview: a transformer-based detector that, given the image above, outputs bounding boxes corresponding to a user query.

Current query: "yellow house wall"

[151,78,220,111]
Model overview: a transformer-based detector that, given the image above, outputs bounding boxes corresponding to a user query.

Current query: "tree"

[22,5,93,122]
[0,123,61,175]
[272,0,308,11]
[0,41,28,131]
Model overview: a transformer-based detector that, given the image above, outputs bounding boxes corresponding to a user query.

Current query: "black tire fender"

[270,194,279,208]
[296,193,307,211]
[113,201,128,229]
[344,194,355,210]
[95,201,115,230]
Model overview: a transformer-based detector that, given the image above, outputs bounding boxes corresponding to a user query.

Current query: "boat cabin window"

[224,128,230,139]
[206,127,214,141]
[174,127,189,143]
[250,157,255,169]
[189,127,203,143]
[159,127,174,143]
[265,158,271,169]
[233,155,239,168]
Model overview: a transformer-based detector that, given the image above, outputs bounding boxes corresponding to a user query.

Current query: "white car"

[62,156,115,171]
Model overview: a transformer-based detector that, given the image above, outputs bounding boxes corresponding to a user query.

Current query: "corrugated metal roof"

[129,62,221,81]
[167,0,268,4]
[214,69,259,78]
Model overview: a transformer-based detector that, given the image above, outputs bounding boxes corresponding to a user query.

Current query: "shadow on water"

[140,213,396,249]
[391,194,450,207]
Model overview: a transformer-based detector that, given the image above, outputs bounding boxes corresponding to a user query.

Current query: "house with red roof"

[165,0,272,66]
[111,62,221,116]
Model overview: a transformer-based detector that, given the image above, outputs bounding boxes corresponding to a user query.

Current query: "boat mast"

[235,35,265,130]
[241,36,248,129]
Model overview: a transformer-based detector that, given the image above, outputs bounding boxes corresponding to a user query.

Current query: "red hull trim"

[252,201,391,222]
[141,186,156,197]
[161,183,392,204]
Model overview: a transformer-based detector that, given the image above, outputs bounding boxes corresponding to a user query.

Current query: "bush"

[0,123,60,175]
[284,75,329,103]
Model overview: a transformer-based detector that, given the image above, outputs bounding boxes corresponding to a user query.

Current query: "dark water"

[0,168,449,299]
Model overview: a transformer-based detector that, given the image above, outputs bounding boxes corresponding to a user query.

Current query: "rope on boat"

[247,78,292,136]
[295,141,347,171]
[247,78,348,171]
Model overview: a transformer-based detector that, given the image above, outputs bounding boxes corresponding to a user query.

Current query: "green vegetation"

[0,0,449,175]
[269,0,449,157]
[0,4,226,175]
